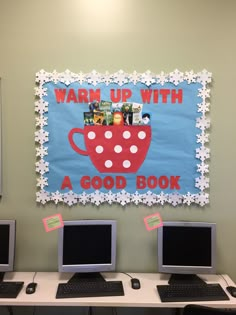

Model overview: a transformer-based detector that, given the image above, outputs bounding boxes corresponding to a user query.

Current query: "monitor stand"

[168,274,206,285]
[0,272,5,282]
[68,272,106,283]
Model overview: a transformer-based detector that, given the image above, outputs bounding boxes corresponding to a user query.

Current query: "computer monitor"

[58,220,117,282]
[0,220,16,282]
[157,221,216,285]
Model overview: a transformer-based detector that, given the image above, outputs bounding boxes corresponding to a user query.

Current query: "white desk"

[1,272,236,308]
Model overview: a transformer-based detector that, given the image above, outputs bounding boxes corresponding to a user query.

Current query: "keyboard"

[156,283,229,302]
[0,281,24,298]
[56,280,124,299]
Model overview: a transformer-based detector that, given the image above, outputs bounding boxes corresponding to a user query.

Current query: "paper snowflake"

[197,69,212,84]
[142,191,157,206]
[196,146,210,161]
[50,70,61,84]
[34,86,47,98]
[35,160,49,175]
[196,132,209,145]
[198,87,210,99]
[198,102,210,115]
[35,70,51,84]
[197,162,209,175]
[36,190,50,204]
[157,192,168,205]
[169,69,184,86]
[195,192,209,207]
[36,116,48,128]
[195,176,210,191]
[140,70,155,86]
[60,69,77,86]
[196,116,210,131]
[63,191,78,206]
[36,146,48,158]
[90,190,106,206]
[116,190,131,206]
[35,100,48,114]
[78,192,90,205]
[183,192,195,206]
[102,71,113,86]
[35,129,49,145]
[37,176,48,189]
[105,191,116,205]
[51,191,63,204]
[112,70,128,86]
[155,71,168,86]
[185,71,197,84]
[131,191,143,205]
[87,70,102,86]
[168,192,183,206]
[128,71,141,85]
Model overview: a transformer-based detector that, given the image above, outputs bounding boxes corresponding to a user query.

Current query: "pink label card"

[42,213,64,232]
[144,212,163,231]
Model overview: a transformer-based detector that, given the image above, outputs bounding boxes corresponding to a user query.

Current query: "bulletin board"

[35,70,211,207]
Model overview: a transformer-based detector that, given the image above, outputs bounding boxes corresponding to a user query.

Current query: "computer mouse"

[131,278,141,290]
[226,286,236,298]
[26,282,37,294]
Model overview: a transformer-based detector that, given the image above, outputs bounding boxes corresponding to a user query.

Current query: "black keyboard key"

[56,280,124,299]
[0,281,24,298]
[156,283,229,302]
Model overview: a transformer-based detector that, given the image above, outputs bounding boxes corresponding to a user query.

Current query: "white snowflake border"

[35,69,212,207]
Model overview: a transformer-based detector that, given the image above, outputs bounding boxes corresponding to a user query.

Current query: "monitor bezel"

[0,220,16,272]
[157,221,216,275]
[58,220,117,273]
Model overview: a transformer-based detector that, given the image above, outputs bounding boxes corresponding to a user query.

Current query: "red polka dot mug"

[68,125,152,173]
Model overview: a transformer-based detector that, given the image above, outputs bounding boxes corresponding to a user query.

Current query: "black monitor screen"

[157,221,216,278]
[163,226,212,266]
[63,225,112,265]
[0,225,10,264]
[58,220,117,275]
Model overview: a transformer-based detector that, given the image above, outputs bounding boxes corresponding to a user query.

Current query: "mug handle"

[68,128,88,156]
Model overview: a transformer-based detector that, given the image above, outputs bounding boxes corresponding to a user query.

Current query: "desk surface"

[1,272,236,308]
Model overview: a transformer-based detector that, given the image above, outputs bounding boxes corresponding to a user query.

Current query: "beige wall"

[0,0,236,281]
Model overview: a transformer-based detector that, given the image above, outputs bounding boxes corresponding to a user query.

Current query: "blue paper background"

[43,81,202,195]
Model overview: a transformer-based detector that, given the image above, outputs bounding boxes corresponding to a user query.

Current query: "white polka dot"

[95,145,103,153]
[114,145,122,153]
[138,131,146,139]
[105,160,113,168]
[88,131,96,139]
[123,131,131,139]
[130,145,138,153]
[105,131,112,139]
[123,160,131,168]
